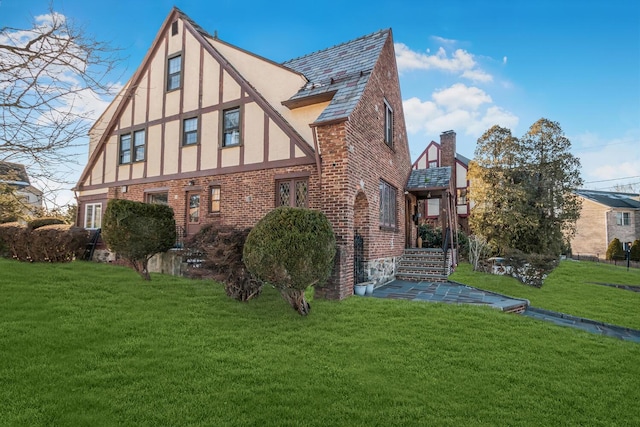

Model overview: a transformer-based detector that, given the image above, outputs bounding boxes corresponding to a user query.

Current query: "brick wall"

[315,34,412,299]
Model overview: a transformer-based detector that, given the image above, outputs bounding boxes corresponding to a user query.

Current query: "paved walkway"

[372,280,528,312]
[372,279,640,343]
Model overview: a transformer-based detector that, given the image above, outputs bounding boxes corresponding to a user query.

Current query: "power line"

[583,175,640,184]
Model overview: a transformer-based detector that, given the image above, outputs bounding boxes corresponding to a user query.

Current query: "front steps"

[396,248,449,283]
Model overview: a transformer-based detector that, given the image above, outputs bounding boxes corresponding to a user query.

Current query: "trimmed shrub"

[186,225,262,301]
[243,207,336,315]
[627,239,639,261]
[27,217,65,230]
[0,222,88,262]
[102,199,176,280]
[606,238,625,261]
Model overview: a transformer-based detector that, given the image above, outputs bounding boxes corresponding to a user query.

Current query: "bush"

[27,217,65,230]
[500,249,559,287]
[0,222,88,262]
[243,207,336,315]
[418,223,443,248]
[606,238,625,261]
[186,225,262,301]
[102,199,176,280]
[630,240,640,262]
[457,229,469,260]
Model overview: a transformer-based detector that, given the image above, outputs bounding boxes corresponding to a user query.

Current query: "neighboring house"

[411,131,471,232]
[74,8,414,299]
[0,161,43,217]
[571,189,640,258]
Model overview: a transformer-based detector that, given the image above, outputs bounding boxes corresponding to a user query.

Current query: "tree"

[1,9,120,204]
[519,119,583,255]
[468,125,535,254]
[243,207,336,316]
[469,120,583,256]
[102,199,176,280]
[630,240,640,262]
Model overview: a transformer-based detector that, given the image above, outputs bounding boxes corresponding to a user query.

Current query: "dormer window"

[167,54,182,91]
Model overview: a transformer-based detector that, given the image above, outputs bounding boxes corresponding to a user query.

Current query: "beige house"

[572,189,640,258]
[0,161,43,217]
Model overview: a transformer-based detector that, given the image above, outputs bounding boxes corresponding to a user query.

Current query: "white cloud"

[503,56,508,64]
[395,43,492,83]
[403,85,519,140]
[431,36,458,46]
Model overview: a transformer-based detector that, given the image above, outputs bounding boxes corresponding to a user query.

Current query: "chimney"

[440,130,457,192]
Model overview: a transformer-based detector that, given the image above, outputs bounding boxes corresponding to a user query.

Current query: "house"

[74,8,414,299]
[0,161,43,217]
[411,131,471,232]
[571,189,640,258]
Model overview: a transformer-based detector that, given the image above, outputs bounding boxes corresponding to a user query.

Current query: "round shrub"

[243,207,336,315]
[630,239,640,262]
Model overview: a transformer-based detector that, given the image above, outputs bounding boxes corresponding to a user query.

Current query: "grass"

[450,260,640,330]
[0,258,639,426]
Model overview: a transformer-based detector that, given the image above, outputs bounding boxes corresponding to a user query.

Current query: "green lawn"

[450,260,640,330]
[1,259,639,426]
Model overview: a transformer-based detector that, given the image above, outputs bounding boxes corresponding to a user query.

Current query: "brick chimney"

[440,130,457,197]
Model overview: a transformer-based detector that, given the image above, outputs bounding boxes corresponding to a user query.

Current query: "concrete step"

[395,272,449,282]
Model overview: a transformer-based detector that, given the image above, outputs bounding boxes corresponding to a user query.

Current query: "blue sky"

[2,0,639,204]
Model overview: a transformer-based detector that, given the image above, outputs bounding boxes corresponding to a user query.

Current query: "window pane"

[94,205,102,228]
[184,118,197,132]
[120,134,131,164]
[189,194,200,223]
[223,108,240,147]
[147,193,168,205]
[85,205,93,228]
[168,74,180,90]
[279,182,290,206]
[169,56,181,74]
[295,180,307,207]
[210,187,220,212]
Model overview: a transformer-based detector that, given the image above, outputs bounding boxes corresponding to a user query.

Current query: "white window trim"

[84,203,102,229]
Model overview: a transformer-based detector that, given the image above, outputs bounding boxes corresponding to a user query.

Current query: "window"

[183,117,198,146]
[133,130,145,161]
[167,54,181,91]
[379,180,397,228]
[171,21,178,36]
[428,160,438,168]
[223,107,240,147]
[616,212,631,226]
[147,192,168,205]
[384,99,393,147]
[457,188,468,206]
[119,133,131,164]
[277,178,308,207]
[210,186,221,212]
[188,194,200,223]
[84,203,102,229]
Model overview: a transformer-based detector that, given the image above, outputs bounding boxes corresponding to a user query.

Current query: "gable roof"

[406,167,451,191]
[0,161,30,187]
[575,189,640,209]
[282,29,389,124]
[412,140,471,169]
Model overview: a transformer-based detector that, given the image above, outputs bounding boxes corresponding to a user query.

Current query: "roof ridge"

[282,28,390,64]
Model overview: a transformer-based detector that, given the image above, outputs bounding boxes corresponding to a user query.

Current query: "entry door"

[186,191,201,236]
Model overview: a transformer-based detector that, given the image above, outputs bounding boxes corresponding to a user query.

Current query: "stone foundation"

[366,256,397,287]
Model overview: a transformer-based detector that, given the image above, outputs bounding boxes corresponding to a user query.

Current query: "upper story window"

[171,21,179,36]
[384,99,393,148]
[277,178,308,208]
[616,212,631,226]
[183,117,198,146]
[457,188,468,206]
[119,130,145,164]
[119,133,131,164]
[210,186,221,213]
[379,179,397,229]
[223,107,240,147]
[84,203,102,229]
[167,54,182,91]
[428,160,438,168]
